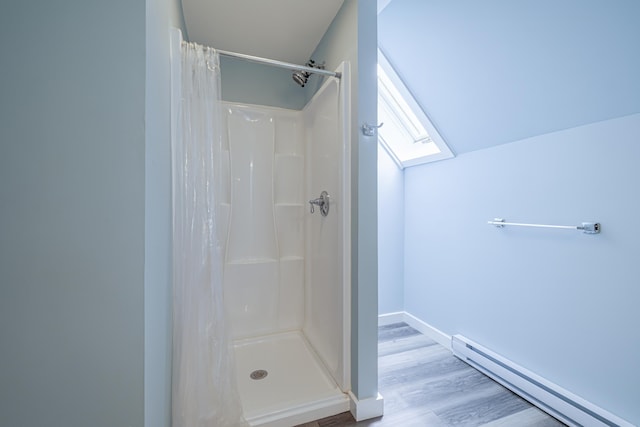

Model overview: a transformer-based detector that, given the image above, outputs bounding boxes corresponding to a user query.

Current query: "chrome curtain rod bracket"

[216,49,341,79]
[488,218,601,234]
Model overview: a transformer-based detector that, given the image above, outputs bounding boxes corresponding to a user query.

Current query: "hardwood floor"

[298,323,566,427]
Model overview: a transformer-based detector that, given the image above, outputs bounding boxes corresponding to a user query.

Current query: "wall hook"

[361,122,384,137]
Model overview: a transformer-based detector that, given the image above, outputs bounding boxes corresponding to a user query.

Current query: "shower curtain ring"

[206,60,217,72]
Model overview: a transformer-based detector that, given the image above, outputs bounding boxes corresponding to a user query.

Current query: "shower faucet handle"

[308,199,317,214]
[308,191,330,217]
[308,197,323,214]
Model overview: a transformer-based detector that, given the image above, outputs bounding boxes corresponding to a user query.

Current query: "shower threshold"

[234,331,349,427]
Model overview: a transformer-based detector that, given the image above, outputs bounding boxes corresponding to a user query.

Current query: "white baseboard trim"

[379,311,451,349]
[348,391,384,422]
[377,311,405,326]
[402,312,451,349]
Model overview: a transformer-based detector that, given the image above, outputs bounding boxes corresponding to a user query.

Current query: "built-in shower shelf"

[226,258,279,265]
[275,153,304,159]
[280,256,304,262]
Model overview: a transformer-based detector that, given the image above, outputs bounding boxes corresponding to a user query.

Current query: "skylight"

[377,50,453,168]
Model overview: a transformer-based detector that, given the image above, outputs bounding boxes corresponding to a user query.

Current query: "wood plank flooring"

[298,323,566,427]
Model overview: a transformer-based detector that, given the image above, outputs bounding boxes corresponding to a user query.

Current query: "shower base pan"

[234,331,349,427]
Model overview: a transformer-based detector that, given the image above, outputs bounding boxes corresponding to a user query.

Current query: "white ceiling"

[182,0,345,64]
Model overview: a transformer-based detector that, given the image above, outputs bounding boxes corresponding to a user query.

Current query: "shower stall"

[222,64,351,426]
[170,30,352,426]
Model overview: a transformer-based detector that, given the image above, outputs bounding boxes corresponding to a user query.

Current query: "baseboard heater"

[451,335,634,427]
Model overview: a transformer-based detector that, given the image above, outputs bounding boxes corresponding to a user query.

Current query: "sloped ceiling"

[378,0,640,155]
[182,0,344,64]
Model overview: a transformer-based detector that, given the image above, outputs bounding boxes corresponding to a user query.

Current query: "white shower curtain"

[171,40,247,427]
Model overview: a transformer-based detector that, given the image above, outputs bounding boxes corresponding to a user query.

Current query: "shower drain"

[250,369,268,380]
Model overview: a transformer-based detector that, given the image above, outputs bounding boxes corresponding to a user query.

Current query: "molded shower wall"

[222,104,306,338]
[220,75,348,391]
[303,78,349,391]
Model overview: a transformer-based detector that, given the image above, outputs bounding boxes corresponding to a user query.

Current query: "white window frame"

[377,49,454,168]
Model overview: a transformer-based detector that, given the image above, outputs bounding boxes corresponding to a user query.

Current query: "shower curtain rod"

[217,49,341,79]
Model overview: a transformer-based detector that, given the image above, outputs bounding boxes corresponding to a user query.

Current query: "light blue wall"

[378,0,640,154]
[220,56,309,110]
[311,0,379,400]
[354,0,379,400]
[404,113,640,425]
[378,146,404,315]
[145,1,185,426]
[0,1,146,426]
[0,1,180,426]
[304,2,357,107]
